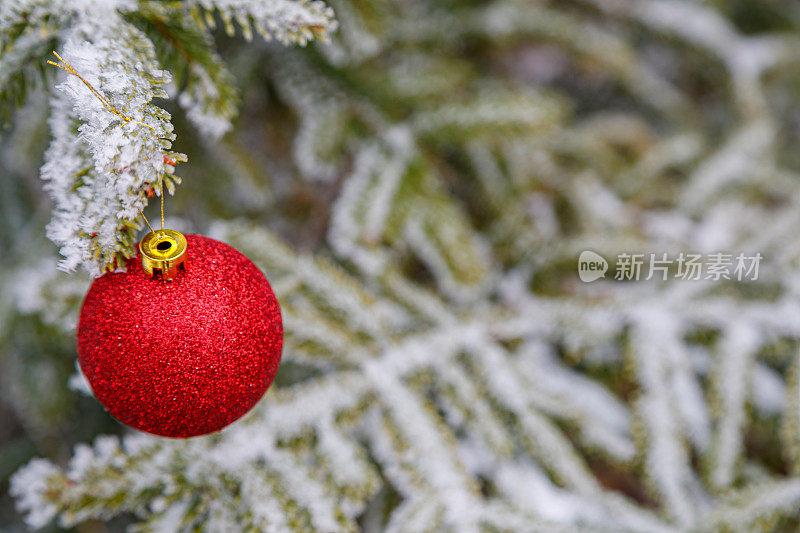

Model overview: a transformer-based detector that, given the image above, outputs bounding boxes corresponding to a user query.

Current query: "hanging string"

[49,51,164,235]
[47,51,157,133]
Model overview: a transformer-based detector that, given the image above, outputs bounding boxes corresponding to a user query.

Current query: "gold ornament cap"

[139,229,187,280]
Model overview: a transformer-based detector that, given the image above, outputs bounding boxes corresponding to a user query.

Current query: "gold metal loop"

[139,230,187,280]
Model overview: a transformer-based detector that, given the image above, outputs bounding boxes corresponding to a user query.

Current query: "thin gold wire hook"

[47,51,157,133]
[138,208,155,234]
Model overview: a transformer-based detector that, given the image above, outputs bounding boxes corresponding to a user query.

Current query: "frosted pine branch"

[0,0,336,274]
[44,36,184,276]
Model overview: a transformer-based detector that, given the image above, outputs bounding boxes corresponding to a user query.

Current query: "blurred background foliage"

[4,0,800,531]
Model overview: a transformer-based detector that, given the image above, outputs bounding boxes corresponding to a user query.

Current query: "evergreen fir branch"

[629,312,700,528]
[0,29,57,122]
[320,0,381,63]
[701,479,800,532]
[328,132,493,301]
[188,0,337,46]
[411,89,566,142]
[707,323,760,490]
[783,353,800,475]
[11,370,376,532]
[127,2,240,138]
[43,32,185,276]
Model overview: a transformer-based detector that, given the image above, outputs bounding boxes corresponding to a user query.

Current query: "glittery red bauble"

[77,234,283,438]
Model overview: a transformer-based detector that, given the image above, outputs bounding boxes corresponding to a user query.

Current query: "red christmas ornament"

[77,232,283,438]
